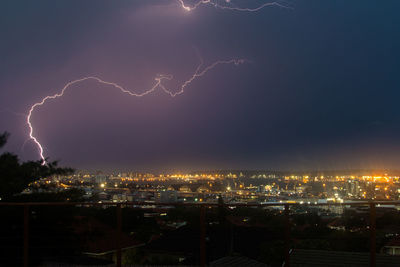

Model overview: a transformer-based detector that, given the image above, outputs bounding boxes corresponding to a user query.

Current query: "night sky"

[1,0,400,171]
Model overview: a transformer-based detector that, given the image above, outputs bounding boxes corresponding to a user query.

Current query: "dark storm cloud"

[1,0,400,171]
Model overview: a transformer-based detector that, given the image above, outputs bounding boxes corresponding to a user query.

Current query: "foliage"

[0,132,74,200]
[0,132,9,148]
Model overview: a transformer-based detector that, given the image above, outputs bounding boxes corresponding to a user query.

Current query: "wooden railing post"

[284,204,290,267]
[200,205,206,267]
[24,205,29,267]
[369,203,376,267]
[116,204,122,267]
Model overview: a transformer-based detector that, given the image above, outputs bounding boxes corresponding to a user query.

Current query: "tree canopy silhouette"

[0,131,74,201]
[0,132,9,148]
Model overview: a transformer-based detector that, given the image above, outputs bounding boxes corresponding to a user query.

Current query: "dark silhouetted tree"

[0,132,74,200]
[0,132,9,148]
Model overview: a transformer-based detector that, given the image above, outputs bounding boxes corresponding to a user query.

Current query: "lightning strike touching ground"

[177,0,291,12]
[27,57,246,164]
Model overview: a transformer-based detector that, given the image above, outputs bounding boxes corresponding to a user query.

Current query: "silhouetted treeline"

[0,131,74,201]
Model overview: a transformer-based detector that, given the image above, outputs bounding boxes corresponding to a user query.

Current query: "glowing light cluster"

[177,0,290,12]
[27,57,246,164]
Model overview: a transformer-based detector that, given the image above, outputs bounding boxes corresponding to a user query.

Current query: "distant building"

[98,192,109,200]
[157,190,177,203]
[94,175,107,184]
[382,237,400,255]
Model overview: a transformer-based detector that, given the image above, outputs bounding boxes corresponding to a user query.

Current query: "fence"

[1,201,399,267]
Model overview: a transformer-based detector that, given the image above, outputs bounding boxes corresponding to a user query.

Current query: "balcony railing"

[1,200,399,267]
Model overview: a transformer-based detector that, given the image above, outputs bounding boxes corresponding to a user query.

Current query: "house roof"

[385,236,400,247]
[72,216,144,254]
[290,249,400,267]
[210,256,268,267]
[144,226,199,254]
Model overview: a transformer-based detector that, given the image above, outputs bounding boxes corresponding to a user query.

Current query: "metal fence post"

[200,205,206,267]
[116,204,122,267]
[284,204,290,267]
[369,203,376,267]
[24,205,29,267]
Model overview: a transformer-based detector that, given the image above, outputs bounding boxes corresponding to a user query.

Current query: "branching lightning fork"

[27,57,246,164]
[177,0,291,12]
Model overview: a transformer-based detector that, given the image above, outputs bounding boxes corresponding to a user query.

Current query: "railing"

[1,200,399,267]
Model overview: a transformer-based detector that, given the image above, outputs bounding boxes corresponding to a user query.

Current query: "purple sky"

[1,0,400,171]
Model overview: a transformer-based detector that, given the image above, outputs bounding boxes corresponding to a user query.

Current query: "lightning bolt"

[177,0,291,12]
[27,57,246,165]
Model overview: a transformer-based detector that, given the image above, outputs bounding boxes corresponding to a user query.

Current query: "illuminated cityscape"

[27,170,400,205]
[1,0,400,266]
